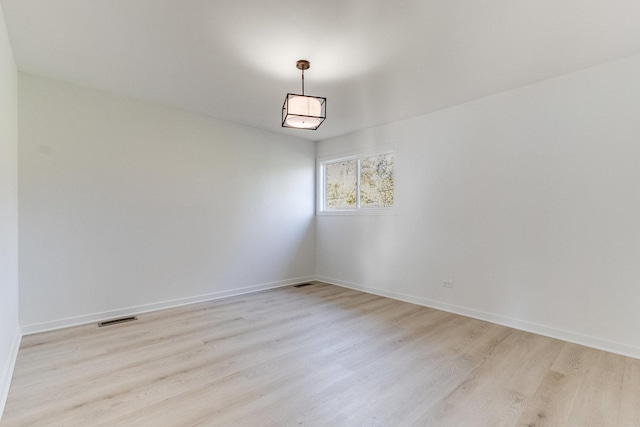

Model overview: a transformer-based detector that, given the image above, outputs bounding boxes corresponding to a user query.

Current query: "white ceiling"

[2,0,640,141]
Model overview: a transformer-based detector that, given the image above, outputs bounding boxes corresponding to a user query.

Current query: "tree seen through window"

[324,152,394,211]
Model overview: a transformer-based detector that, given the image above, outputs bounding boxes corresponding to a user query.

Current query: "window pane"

[359,153,394,208]
[325,160,357,209]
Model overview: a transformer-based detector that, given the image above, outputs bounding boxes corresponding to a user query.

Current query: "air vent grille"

[293,283,314,288]
[98,316,138,327]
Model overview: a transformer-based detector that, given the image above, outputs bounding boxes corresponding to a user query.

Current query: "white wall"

[317,54,640,358]
[18,74,316,332]
[0,3,19,417]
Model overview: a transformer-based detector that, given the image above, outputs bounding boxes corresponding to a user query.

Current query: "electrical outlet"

[442,280,453,288]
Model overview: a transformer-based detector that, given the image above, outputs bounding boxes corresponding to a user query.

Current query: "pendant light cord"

[301,69,305,95]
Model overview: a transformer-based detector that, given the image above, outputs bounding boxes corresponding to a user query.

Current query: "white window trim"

[317,145,397,216]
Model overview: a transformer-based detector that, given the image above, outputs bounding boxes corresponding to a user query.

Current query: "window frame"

[317,147,396,216]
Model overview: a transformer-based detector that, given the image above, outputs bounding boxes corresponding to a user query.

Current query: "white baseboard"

[21,276,315,335]
[20,274,640,360]
[0,328,21,421]
[317,276,640,361]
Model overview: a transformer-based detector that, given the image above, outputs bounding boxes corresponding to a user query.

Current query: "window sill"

[317,208,397,216]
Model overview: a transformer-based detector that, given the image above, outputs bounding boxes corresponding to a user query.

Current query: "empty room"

[1,1,640,426]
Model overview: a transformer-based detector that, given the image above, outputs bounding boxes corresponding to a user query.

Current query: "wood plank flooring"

[2,283,639,426]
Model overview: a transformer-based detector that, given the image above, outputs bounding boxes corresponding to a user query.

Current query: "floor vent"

[293,283,314,288]
[98,316,138,327]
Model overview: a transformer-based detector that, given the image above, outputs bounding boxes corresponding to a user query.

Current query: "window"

[319,151,394,213]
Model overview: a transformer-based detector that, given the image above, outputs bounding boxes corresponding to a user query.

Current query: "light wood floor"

[2,283,639,426]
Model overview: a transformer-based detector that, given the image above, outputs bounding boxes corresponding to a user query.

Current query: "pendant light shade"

[282,60,326,130]
[282,94,325,129]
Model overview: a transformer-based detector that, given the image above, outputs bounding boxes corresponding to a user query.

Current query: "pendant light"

[282,60,326,130]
